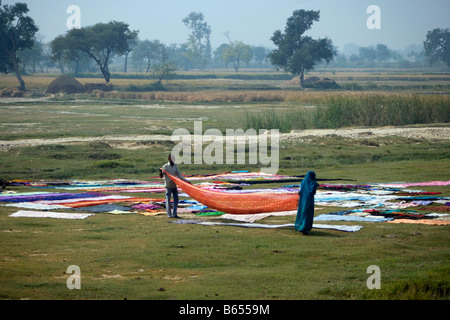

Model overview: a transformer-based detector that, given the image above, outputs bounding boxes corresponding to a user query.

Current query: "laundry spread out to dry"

[1,172,449,230]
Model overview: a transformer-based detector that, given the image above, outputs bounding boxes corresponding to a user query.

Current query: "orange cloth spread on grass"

[163,170,299,214]
[59,198,161,208]
[387,219,450,226]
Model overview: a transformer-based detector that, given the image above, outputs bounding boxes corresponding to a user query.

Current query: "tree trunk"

[101,67,111,82]
[11,52,26,91]
[99,63,111,82]
[74,60,80,77]
[233,58,240,73]
[86,51,111,82]
[299,67,305,89]
[124,53,128,73]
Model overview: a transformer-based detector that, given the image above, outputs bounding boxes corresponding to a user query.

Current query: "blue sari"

[295,171,319,234]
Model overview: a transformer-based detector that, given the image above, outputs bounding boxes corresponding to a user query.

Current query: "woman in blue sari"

[295,171,319,235]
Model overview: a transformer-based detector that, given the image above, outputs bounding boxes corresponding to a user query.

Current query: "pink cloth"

[381,181,450,188]
[132,203,163,210]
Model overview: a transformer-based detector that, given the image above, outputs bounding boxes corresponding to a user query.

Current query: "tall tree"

[123,37,138,73]
[359,46,377,62]
[222,40,253,73]
[0,1,39,90]
[51,21,138,82]
[17,38,43,74]
[214,43,230,67]
[424,28,450,67]
[132,40,168,73]
[375,44,390,62]
[268,10,336,88]
[50,34,92,76]
[151,62,176,84]
[253,46,268,67]
[183,12,212,70]
[167,43,193,70]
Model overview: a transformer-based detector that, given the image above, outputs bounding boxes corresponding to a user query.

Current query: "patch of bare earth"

[0,126,448,151]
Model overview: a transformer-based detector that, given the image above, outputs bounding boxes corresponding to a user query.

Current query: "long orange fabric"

[55,198,161,208]
[163,170,299,214]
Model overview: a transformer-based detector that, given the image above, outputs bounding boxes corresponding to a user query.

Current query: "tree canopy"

[0,1,39,90]
[131,40,168,73]
[424,28,450,68]
[268,9,336,88]
[51,21,138,82]
[183,12,212,70]
[221,34,253,73]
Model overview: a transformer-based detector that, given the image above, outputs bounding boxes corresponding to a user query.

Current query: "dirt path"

[0,126,449,151]
[286,126,450,140]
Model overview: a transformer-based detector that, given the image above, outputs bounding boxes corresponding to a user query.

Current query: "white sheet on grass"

[199,222,363,232]
[9,210,94,220]
[4,202,69,210]
[171,219,363,232]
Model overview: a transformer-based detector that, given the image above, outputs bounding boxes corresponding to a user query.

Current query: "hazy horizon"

[4,0,450,53]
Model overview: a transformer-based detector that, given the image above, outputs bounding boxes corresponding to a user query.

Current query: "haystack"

[283,76,320,86]
[313,78,339,89]
[46,75,85,94]
[0,87,23,97]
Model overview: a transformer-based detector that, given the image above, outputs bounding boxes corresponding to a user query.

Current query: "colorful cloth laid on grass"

[419,206,450,212]
[195,210,226,216]
[314,214,393,223]
[3,173,450,228]
[221,210,298,223]
[138,210,167,217]
[34,195,134,205]
[378,181,450,188]
[56,197,160,208]
[160,171,298,181]
[9,210,94,220]
[0,192,106,203]
[0,191,49,197]
[169,219,363,232]
[4,202,70,210]
[132,203,163,210]
[70,204,134,213]
[387,219,450,226]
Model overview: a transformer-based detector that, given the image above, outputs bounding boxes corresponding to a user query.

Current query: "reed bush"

[100,90,289,103]
[246,93,450,131]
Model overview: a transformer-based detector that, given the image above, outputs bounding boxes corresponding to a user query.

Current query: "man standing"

[159,155,190,218]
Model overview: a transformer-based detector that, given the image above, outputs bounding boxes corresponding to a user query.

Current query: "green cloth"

[196,211,225,216]
[295,171,319,234]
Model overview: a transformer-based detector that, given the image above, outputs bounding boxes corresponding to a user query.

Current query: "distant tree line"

[1,1,449,90]
[328,43,430,69]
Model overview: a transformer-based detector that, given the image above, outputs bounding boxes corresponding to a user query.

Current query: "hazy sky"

[6,0,450,52]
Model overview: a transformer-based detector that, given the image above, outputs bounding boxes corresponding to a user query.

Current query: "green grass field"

[0,71,449,301]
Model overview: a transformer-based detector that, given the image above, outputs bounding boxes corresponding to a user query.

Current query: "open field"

[0,71,449,301]
[1,68,450,93]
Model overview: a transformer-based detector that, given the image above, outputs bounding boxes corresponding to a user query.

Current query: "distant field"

[1,68,450,93]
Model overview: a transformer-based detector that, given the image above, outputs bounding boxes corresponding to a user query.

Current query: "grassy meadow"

[0,70,449,301]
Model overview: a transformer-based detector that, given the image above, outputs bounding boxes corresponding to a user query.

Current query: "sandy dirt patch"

[0,126,448,151]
